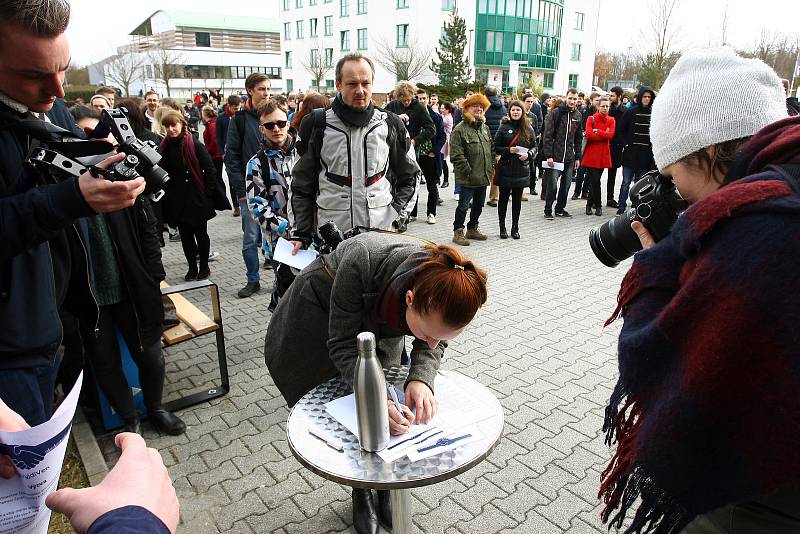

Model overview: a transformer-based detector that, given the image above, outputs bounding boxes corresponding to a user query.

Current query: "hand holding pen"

[387,385,415,435]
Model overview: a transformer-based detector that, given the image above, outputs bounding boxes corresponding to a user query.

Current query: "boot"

[233,206,241,217]
[148,408,186,435]
[452,228,470,246]
[465,226,487,241]
[376,489,392,530]
[500,227,509,239]
[352,488,379,534]
[184,266,198,281]
[123,415,141,435]
[237,281,261,298]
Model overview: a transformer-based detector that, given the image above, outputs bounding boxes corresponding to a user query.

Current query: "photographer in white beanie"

[599,46,800,534]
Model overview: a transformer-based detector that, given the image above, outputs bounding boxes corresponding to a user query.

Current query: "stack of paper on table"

[324,373,494,462]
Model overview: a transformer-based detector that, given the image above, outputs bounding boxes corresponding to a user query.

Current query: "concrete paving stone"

[178,484,231,528]
[412,496,475,534]
[536,406,581,435]
[187,458,242,493]
[450,476,509,515]
[242,501,308,533]
[566,517,606,533]
[484,457,541,492]
[221,465,276,501]
[228,520,256,534]
[211,419,260,448]
[283,503,350,534]
[291,481,351,516]
[168,433,219,465]
[177,510,223,534]
[526,463,581,501]
[498,509,562,534]
[216,491,269,531]
[493,481,551,523]
[503,402,548,434]
[537,489,598,530]
[455,502,520,533]
[220,402,268,429]
[168,453,209,481]
[414,476,470,510]
[263,452,305,484]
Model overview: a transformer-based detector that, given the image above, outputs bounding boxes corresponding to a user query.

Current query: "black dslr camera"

[589,171,688,267]
[23,107,170,201]
[317,221,362,254]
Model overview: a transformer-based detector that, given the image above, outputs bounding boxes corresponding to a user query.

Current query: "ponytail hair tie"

[453,264,465,270]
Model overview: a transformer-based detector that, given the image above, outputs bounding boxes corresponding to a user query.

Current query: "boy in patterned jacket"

[245,100,296,311]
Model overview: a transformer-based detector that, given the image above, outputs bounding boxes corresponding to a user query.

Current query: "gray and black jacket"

[290,95,420,243]
[542,102,583,164]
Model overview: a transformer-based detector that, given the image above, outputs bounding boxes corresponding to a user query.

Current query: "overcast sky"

[65,0,798,66]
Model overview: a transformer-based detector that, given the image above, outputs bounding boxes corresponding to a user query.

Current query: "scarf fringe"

[599,394,689,534]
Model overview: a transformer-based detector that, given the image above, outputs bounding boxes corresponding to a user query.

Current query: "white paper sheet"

[547,161,565,171]
[273,237,318,270]
[0,373,82,534]
[324,374,496,462]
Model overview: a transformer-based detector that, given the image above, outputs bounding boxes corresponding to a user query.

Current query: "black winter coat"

[609,101,627,167]
[484,95,507,138]
[618,86,657,171]
[494,118,536,188]
[158,137,218,227]
[542,103,583,164]
[98,197,166,348]
[385,99,435,148]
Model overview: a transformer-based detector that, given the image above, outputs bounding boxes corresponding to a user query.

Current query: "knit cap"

[650,46,787,172]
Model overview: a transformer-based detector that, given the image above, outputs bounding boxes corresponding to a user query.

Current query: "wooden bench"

[159,279,229,412]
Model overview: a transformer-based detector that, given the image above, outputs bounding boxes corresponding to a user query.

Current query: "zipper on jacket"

[71,224,101,338]
[45,242,64,366]
[361,121,386,220]
[106,216,145,353]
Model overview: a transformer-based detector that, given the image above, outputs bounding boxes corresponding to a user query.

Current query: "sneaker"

[208,251,219,262]
[571,194,579,200]
[555,210,572,218]
[427,214,436,224]
[197,267,211,280]
[544,212,554,220]
[168,229,181,242]
[237,281,261,298]
[521,194,529,201]
[409,216,417,222]
[420,177,426,184]
[486,200,497,207]
[437,198,444,206]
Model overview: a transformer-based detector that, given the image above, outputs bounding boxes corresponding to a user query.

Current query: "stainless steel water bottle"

[354,332,390,452]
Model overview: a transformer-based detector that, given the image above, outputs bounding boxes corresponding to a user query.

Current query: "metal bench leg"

[390,488,413,534]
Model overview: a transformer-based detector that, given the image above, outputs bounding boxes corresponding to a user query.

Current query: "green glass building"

[473,0,564,90]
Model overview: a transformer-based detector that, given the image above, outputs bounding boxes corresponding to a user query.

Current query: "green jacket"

[449,117,494,187]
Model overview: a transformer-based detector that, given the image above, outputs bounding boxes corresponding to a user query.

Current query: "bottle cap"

[356,332,376,353]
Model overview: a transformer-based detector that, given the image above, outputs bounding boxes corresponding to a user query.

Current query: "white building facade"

[278,0,598,95]
[89,10,284,98]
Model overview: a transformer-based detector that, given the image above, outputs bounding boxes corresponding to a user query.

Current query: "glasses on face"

[261,120,288,130]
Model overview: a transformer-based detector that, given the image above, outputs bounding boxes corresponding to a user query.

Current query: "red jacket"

[582,112,615,169]
[203,117,222,159]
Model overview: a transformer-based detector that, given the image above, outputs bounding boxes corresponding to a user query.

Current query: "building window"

[357,0,367,13]
[310,18,318,37]
[442,0,454,10]
[396,24,408,48]
[284,22,291,39]
[357,28,368,49]
[514,33,528,54]
[571,43,581,61]
[310,0,317,4]
[543,72,554,89]
[296,0,303,6]
[324,15,333,36]
[324,47,334,66]
[286,79,294,91]
[195,32,211,47]
[485,31,503,52]
[324,0,332,3]
[326,79,335,90]
[475,68,489,84]
[283,0,290,9]
[340,0,349,16]
[397,0,408,7]
[296,20,304,38]
[568,73,579,88]
[340,30,350,50]
[145,64,153,78]
[285,51,292,69]
[310,49,320,68]
[575,12,585,30]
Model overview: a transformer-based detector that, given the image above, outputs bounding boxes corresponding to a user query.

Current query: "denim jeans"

[453,186,487,231]
[0,352,60,426]
[544,163,574,214]
[618,167,646,211]
[240,199,262,283]
[574,166,590,197]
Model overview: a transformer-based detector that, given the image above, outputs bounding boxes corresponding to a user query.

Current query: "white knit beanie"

[650,46,787,172]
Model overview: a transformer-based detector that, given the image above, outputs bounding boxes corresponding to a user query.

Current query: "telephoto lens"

[589,209,644,267]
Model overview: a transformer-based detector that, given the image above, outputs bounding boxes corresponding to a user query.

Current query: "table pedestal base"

[390,488,413,533]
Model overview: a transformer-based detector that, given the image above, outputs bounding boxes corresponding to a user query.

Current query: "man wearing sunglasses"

[244,100,296,312]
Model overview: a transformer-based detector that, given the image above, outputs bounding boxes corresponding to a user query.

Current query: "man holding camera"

[0,0,145,426]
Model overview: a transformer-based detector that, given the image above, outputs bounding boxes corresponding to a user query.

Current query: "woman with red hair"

[264,231,488,534]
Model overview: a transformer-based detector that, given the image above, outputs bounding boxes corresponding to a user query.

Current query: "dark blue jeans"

[544,164,574,214]
[0,351,60,426]
[240,199,262,283]
[453,186,487,231]
[574,166,590,197]
[618,167,646,211]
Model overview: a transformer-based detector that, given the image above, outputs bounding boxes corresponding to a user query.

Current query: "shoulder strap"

[508,128,522,147]
[234,110,245,142]
[311,108,327,173]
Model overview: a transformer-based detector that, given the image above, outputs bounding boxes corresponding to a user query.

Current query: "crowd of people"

[2,0,800,532]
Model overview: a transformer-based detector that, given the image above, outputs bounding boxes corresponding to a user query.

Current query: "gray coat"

[264,232,443,407]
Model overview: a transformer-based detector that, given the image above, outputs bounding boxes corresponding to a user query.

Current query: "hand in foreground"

[46,433,179,534]
[289,240,304,255]
[546,158,554,168]
[0,398,30,479]
[77,153,145,213]
[518,151,529,161]
[631,221,656,250]
[405,381,438,425]
[387,400,414,436]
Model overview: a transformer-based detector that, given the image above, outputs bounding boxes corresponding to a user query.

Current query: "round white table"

[286,367,504,533]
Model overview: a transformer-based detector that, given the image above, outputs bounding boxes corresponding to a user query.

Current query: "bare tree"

[740,29,800,81]
[147,47,185,97]
[302,39,333,92]
[373,37,431,82]
[636,0,683,89]
[104,52,144,97]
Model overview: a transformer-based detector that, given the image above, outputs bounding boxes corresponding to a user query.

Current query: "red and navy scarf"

[600,116,800,533]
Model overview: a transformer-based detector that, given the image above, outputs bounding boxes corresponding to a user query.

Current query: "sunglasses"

[261,120,288,130]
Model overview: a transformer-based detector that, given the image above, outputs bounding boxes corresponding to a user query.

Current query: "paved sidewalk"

[113,180,629,533]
